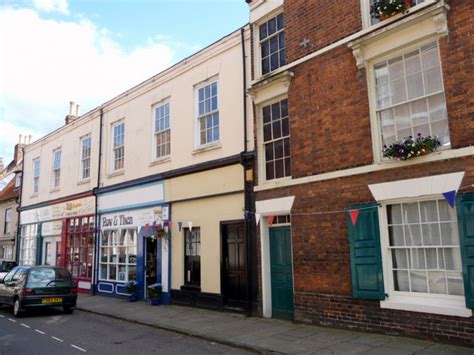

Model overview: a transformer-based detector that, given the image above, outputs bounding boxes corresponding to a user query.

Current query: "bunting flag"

[168,221,173,230]
[442,190,456,208]
[244,211,251,221]
[178,222,183,232]
[255,213,261,226]
[268,215,276,226]
[349,209,360,225]
[145,223,150,235]
[187,221,193,231]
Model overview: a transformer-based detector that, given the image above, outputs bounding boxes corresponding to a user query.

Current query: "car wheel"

[63,306,74,314]
[13,299,23,318]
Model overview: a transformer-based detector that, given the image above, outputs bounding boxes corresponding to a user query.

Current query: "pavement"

[77,294,474,355]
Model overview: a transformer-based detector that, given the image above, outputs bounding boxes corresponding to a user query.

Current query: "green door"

[270,226,294,320]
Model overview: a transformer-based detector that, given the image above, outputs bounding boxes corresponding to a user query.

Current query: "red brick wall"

[288,46,372,179]
[441,0,474,149]
[256,156,474,346]
[284,0,362,63]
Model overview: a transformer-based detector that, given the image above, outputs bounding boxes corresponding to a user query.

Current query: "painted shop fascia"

[19,193,95,291]
[95,180,171,304]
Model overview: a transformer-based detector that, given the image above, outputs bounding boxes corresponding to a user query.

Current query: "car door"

[0,268,18,304]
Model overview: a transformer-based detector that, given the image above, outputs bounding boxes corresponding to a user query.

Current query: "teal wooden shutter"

[456,194,474,309]
[346,203,385,300]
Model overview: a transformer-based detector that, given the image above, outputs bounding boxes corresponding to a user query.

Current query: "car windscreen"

[1,261,17,272]
[26,268,73,288]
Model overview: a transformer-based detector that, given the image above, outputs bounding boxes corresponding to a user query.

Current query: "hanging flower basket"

[155,228,168,239]
[371,0,411,20]
[383,134,441,161]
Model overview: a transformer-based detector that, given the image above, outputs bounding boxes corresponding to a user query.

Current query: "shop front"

[95,181,170,303]
[19,194,95,291]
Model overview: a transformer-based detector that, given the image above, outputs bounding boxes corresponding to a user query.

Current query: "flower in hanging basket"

[382,134,441,161]
[147,283,162,300]
[155,228,168,239]
[371,0,411,20]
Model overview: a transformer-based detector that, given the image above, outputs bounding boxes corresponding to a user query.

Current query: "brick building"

[247,0,473,346]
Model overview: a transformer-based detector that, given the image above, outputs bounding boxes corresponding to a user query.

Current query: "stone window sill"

[49,187,60,193]
[192,143,222,155]
[381,296,472,318]
[149,156,171,167]
[77,178,91,186]
[107,170,124,178]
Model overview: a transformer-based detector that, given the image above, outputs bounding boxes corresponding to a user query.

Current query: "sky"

[0,0,249,164]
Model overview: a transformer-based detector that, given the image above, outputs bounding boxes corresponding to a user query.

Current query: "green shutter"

[456,194,474,309]
[346,203,385,300]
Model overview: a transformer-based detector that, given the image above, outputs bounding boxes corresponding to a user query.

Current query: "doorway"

[221,221,247,311]
[269,226,294,320]
[144,236,158,300]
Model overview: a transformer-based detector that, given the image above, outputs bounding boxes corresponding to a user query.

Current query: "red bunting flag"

[349,210,359,225]
[168,221,173,230]
[268,215,276,226]
[145,224,150,235]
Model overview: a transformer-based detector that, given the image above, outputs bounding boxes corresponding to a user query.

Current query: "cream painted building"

[95,27,258,310]
[19,104,100,291]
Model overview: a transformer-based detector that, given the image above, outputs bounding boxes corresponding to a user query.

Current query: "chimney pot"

[75,104,80,117]
[28,135,32,144]
[19,134,22,143]
[69,101,75,116]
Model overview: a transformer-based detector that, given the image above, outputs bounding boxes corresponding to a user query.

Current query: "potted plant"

[126,280,138,302]
[383,133,441,161]
[371,0,412,21]
[148,283,162,305]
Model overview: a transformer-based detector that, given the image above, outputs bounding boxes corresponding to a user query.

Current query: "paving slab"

[77,294,473,354]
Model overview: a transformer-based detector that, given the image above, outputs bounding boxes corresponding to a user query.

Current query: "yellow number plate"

[41,297,63,304]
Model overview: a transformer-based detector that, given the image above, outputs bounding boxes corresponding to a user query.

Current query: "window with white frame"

[4,208,12,234]
[368,0,426,26]
[3,244,13,260]
[385,199,464,297]
[32,158,40,194]
[197,81,219,146]
[20,224,39,266]
[51,149,61,188]
[374,42,449,152]
[99,229,137,282]
[263,98,291,180]
[154,102,171,159]
[80,135,91,180]
[112,122,125,171]
[259,13,285,75]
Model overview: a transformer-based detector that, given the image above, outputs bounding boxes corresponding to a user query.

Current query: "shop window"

[263,98,291,181]
[19,224,39,266]
[385,199,464,296]
[99,228,137,282]
[184,227,201,287]
[66,217,94,280]
[374,42,449,153]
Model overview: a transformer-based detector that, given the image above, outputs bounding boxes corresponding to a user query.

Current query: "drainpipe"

[240,26,253,316]
[92,108,104,295]
[14,147,26,263]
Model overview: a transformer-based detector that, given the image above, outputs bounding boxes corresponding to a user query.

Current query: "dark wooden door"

[222,222,247,310]
[270,226,294,320]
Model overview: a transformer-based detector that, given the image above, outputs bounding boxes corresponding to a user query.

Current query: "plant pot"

[150,298,161,305]
[129,295,137,302]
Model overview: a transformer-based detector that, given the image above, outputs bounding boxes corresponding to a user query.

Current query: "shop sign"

[21,196,95,224]
[42,221,63,236]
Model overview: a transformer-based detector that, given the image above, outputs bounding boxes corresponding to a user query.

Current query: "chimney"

[65,100,78,125]
[13,134,27,164]
[0,157,4,172]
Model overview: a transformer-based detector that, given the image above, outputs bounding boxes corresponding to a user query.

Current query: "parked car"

[0,259,17,281]
[0,266,77,317]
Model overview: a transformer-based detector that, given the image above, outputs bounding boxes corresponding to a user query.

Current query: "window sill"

[149,156,171,167]
[349,1,448,69]
[107,170,124,178]
[381,295,472,318]
[192,142,221,155]
[30,193,39,198]
[378,145,450,165]
[49,187,60,193]
[77,178,91,186]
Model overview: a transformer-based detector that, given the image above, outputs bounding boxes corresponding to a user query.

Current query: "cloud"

[32,0,69,15]
[0,6,175,162]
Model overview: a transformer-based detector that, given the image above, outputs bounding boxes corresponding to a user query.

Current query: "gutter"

[15,149,25,263]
